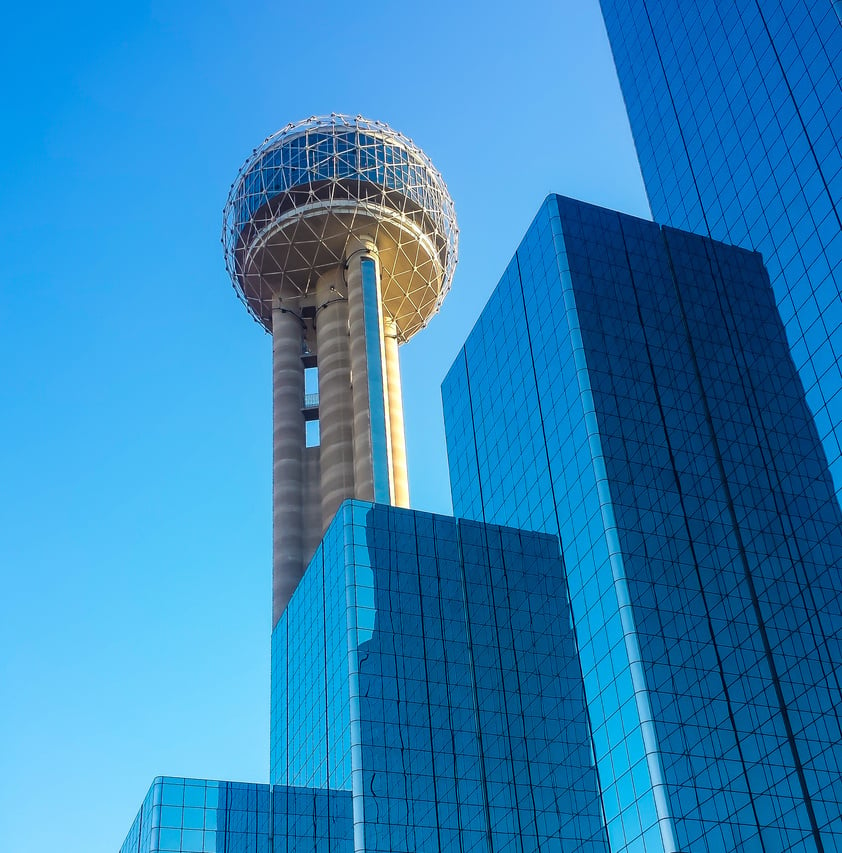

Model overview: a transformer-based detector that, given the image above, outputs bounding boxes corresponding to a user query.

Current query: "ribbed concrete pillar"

[346,238,377,502]
[271,304,305,625]
[383,316,409,507]
[316,267,355,531]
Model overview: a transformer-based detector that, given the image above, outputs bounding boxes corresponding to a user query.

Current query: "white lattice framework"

[222,114,458,341]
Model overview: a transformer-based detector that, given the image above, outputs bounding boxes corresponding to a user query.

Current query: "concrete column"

[271,304,305,625]
[316,267,355,531]
[346,238,377,502]
[383,317,409,507]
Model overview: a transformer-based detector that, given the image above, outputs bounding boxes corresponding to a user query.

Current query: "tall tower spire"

[222,114,458,622]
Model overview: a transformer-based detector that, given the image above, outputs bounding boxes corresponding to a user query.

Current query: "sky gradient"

[0,2,649,850]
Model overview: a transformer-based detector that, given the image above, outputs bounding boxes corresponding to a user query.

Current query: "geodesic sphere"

[222,114,458,341]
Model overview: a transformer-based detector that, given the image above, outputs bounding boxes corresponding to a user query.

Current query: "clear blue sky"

[0,1,648,850]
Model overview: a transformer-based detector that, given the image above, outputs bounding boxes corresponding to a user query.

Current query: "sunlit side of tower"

[223,115,458,622]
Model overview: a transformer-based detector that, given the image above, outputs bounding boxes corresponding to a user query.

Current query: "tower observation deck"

[223,114,458,623]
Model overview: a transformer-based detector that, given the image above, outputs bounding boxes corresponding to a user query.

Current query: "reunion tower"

[223,115,458,623]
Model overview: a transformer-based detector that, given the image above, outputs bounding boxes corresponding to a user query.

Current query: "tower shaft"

[315,268,354,533]
[270,245,411,621]
[271,305,305,625]
[346,245,376,503]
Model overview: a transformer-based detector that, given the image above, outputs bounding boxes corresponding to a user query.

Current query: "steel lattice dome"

[222,114,458,341]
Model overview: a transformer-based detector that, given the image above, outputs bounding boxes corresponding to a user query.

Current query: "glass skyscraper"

[270,502,606,853]
[597,0,842,497]
[443,194,842,853]
[121,501,607,852]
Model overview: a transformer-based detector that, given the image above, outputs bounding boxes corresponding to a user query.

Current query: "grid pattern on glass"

[119,776,353,853]
[270,500,608,853]
[442,195,842,853]
[120,778,156,853]
[598,0,842,499]
[270,514,352,791]
[446,197,674,853]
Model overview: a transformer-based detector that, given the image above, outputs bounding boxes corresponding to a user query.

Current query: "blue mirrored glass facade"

[443,195,842,853]
[119,776,352,853]
[270,501,607,853]
[597,0,842,497]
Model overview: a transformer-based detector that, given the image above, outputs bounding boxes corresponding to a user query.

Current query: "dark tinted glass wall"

[271,501,607,853]
[443,195,842,853]
[598,0,842,498]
